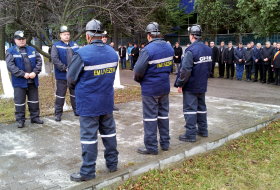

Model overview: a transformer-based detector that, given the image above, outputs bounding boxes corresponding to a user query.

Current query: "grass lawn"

[0,75,141,123]
[119,120,280,190]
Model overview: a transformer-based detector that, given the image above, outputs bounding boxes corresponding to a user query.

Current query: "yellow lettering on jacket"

[94,67,116,76]
[156,61,173,68]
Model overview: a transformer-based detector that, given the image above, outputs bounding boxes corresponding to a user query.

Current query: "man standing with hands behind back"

[6,31,44,128]
[175,25,212,142]
[51,26,79,122]
[68,19,119,182]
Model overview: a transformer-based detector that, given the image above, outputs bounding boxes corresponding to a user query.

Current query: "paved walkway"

[0,71,280,190]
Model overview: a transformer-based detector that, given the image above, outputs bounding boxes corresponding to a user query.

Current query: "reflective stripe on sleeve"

[70,94,75,98]
[148,56,173,64]
[28,54,36,59]
[56,45,80,49]
[13,55,22,58]
[84,62,118,71]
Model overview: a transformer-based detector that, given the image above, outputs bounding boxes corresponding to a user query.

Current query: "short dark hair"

[228,41,232,44]
[239,42,243,45]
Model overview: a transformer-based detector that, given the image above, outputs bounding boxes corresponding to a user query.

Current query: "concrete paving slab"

[1,90,280,189]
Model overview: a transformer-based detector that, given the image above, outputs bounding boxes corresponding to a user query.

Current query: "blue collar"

[90,39,103,44]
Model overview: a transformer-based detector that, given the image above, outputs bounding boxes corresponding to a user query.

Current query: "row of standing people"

[210,41,280,85]
[118,43,146,70]
[6,21,212,182]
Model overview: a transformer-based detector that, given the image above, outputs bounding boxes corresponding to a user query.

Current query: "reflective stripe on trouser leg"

[142,95,158,152]
[99,114,118,170]
[27,84,40,120]
[197,93,208,135]
[69,87,77,114]
[14,87,26,122]
[183,91,198,139]
[157,94,170,150]
[79,116,98,178]
[55,80,67,116]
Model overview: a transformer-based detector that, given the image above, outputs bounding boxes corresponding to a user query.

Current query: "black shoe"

[109,168,118,173]
[70,173,95,182]
[113,106,119,111]
[179,135,196,142]
[161,147,169,151]
[197,132,208,137]
[17,121,25,128]
[74,113,79,116]
[31,118,44,124]
[253,80,258,82]
[137,147,158,155]
[55,115,61,122]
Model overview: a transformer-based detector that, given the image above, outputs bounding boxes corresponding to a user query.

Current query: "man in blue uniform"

[6,31,44,128]
[51,26,79,121]
[67,19,119,182]
[175,25,212,142]
[134,22,174,155]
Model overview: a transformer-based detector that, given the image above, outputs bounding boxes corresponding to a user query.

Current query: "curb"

[66,115,279,190]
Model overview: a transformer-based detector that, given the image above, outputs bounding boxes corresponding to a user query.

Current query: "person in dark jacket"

[68,19,119,182]
[134,22,174,155]
[175,25,212,142]
[272,42,280,85]
[218,41,226,78]
[118,45,127,69]
[210,41,218,78]
[131,44,139,70]
[261,41,274,83]
[234,42,245,80]
[173,42,183,74]
[6,31,44,128]
[244,43,253,81]
[253,43,263,82]
[224,41,235,79]
[51,26,79,122]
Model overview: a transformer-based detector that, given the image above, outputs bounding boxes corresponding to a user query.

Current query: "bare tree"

[0,0,164,58]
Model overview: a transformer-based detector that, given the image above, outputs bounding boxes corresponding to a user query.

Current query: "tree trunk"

[113,24,118,50]
[0,7,6,60]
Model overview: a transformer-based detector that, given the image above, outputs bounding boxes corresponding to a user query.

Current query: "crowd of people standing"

[209,40,280,85]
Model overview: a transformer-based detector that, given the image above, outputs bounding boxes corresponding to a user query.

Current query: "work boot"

[137,147,158,155]
[197,132,208,137]
[179,135,196,142]
[161,147,169,151]
[31,118,44,124]
[70,173,95,182]
[108,167,118,173]
[55,115,61,122]
[17,121,25,128]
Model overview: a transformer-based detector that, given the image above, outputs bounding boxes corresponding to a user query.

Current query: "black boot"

[55,115,61,122]
[137,147,158,155]
[179,134,196,142]
[31,118,44,124]
[17,121,25,128]
[70,173,95,182]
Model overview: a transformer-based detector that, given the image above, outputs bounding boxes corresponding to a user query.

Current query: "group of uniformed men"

[6,19,212,182]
